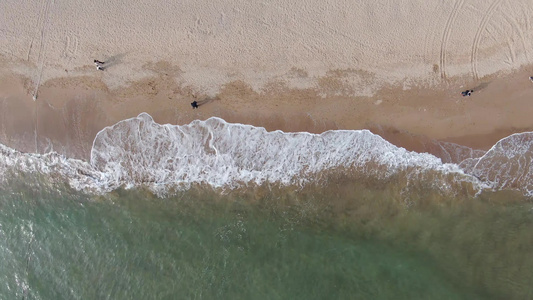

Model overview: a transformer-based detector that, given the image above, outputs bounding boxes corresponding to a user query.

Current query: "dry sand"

[1,0,533,161]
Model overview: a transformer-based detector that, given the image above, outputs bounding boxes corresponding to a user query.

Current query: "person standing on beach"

[191,101,199,109]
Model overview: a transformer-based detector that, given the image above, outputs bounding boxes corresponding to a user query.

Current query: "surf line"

[32,0,55,101]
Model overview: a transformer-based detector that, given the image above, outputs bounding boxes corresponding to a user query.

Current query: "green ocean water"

[1,176,533,299]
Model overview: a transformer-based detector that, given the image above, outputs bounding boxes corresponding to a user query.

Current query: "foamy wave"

[467,132,533,196]
[0,143,104,193]
[89,113,482,195]
[0,113,490,196]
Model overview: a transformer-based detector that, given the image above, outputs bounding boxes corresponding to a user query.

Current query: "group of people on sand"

[461,89,473,97]
[94,59,105,71]
[92,58,533,106]
[94,58,205,109]
[93,57,202,109]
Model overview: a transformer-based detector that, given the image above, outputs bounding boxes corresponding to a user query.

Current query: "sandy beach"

[2,0,533,160]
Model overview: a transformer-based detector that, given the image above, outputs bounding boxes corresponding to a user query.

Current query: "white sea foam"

[0,143,105,193]
[467,132,533,196]
[0,113,496,197]
[89,113,483,196]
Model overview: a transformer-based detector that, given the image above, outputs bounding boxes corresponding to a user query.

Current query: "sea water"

[1,113,533,299]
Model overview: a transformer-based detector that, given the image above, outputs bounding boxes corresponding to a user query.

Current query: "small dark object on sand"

[191,101,199,109]
[461,89,473,97]
[529,76,533,82]
[94,59,105,65]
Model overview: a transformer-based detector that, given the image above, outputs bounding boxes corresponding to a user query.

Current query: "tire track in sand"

[32,0,55,100]
[471,0,504,80]
[440,0,465,79]
[500,7,531,66]
[62,34,80,65]
[27,0,50,61]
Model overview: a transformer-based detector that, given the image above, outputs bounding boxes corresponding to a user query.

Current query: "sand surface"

[1,0,533,160]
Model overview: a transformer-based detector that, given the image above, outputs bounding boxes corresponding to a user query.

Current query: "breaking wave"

[462,132,533,197]
[1,112,531,197]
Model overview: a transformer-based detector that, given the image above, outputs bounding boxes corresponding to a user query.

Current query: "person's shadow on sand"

[191,97,218,109]
[100,52,128,69]
[472,82,489,91]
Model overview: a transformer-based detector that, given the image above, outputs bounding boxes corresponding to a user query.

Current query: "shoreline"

[2,63,533,162]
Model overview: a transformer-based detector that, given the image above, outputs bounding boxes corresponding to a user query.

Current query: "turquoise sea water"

[1,175,533,299]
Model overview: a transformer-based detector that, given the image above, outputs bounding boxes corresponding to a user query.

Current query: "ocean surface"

[1,113,533,299]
